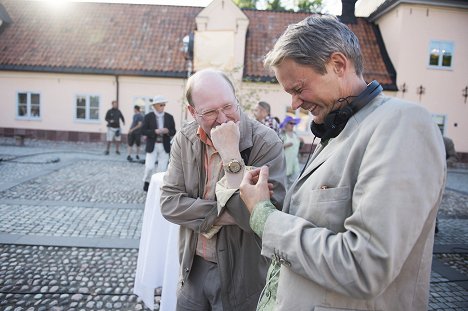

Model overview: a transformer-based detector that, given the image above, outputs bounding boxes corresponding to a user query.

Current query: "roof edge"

[370,23,398,90]
[369,0,468,21]
[0,65,189,78]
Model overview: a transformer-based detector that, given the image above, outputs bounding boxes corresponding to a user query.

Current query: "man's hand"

[240,166,272,214]
[211,121,241,161]
[155,128,169,135]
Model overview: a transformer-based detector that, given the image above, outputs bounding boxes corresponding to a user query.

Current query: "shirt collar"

[197,127,215,148]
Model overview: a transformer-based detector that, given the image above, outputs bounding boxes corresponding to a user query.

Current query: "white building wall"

[375,4,468,152]
[0,72,186,135]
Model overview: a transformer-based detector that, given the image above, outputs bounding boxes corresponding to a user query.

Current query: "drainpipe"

[115,75,119,105]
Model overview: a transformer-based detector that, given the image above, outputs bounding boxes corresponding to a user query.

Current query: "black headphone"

[310,80,383,140]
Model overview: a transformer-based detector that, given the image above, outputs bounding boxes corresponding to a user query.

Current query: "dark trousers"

[176,256,223,311]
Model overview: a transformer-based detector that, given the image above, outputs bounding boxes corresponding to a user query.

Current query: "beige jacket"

[261,95,446,310]
[161,112,286,311]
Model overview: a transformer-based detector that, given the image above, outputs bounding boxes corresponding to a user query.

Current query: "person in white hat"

[141,95,176,191]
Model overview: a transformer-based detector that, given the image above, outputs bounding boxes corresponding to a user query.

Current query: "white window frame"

[74,94,100,123]
[16,91,41,120]
[432,114,447,135]
[428,40,454,70]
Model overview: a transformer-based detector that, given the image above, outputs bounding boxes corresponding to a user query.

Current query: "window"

[428,41,454,68]
[133,96,154,114]
[75,95,100,121]
[17,92,41,119]
[432,114,446,135]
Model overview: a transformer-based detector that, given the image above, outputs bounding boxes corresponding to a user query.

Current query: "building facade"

[368,0,468,156]
[5,0,449,152]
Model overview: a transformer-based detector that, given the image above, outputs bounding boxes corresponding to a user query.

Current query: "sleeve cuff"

[215,179,238,215]
[215,166,254,215]
[250,201,277,237]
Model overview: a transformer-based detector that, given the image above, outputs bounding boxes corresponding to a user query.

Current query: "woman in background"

[280,115,303,189]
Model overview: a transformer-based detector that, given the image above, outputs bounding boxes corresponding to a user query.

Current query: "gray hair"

[257,101,271,114]
[264,15,363,76]
[185,69,237,107]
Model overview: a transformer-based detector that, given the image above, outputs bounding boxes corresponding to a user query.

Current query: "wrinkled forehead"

[191,76,236,108]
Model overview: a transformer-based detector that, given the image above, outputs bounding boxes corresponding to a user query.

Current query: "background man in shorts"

[127,105,144,161]
[104,100,125,155]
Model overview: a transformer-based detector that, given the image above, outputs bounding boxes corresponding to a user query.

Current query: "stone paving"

[0,138,467,310]
[0,203,142,239]
[0,245,140,310]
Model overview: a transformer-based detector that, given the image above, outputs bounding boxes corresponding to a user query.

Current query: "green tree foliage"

[266,0,287,11]
[233,0,258,9]
[296,0,323,13]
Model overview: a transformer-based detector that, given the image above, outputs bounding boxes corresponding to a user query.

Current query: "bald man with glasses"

[160,69,286,311]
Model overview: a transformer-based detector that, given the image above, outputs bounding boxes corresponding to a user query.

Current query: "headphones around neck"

[310,80,382,140]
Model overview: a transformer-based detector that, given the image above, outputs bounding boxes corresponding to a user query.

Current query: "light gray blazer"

[261,94,446,311]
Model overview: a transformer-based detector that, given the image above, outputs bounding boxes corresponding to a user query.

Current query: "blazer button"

[279,258,291,267]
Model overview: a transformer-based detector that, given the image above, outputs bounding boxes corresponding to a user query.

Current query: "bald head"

[185,69,237,107]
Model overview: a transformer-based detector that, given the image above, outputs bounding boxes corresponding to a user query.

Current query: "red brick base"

[0,127,127,143]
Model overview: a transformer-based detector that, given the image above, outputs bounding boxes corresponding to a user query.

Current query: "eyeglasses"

[288,122,296,125]
[196,104,239,121]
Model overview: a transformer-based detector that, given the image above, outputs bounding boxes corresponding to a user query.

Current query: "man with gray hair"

[161,69,286,310]
[253,101,280,134]
[239,15,446,310]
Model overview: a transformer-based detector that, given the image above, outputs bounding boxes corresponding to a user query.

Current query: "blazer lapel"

[281,143,331,213]
[296,140,335,183]
[297,109,365,183]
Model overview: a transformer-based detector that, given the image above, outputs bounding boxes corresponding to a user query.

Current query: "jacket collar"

[238,111,254,153]
[297,94,385,183]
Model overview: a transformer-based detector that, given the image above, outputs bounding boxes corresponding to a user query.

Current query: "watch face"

[228,161,242,173]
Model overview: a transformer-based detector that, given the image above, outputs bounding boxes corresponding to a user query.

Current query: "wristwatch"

[223,159,244,174]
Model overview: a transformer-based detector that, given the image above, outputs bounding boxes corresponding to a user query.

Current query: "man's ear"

[329,52,347,77]
[187,104,196,119]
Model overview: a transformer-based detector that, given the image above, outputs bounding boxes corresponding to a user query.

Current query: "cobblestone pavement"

[0,138,467,310]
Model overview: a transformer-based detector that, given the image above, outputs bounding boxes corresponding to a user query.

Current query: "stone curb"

[0,234,139,249]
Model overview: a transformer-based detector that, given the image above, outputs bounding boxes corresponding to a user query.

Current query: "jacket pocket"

[291,186,351,233]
